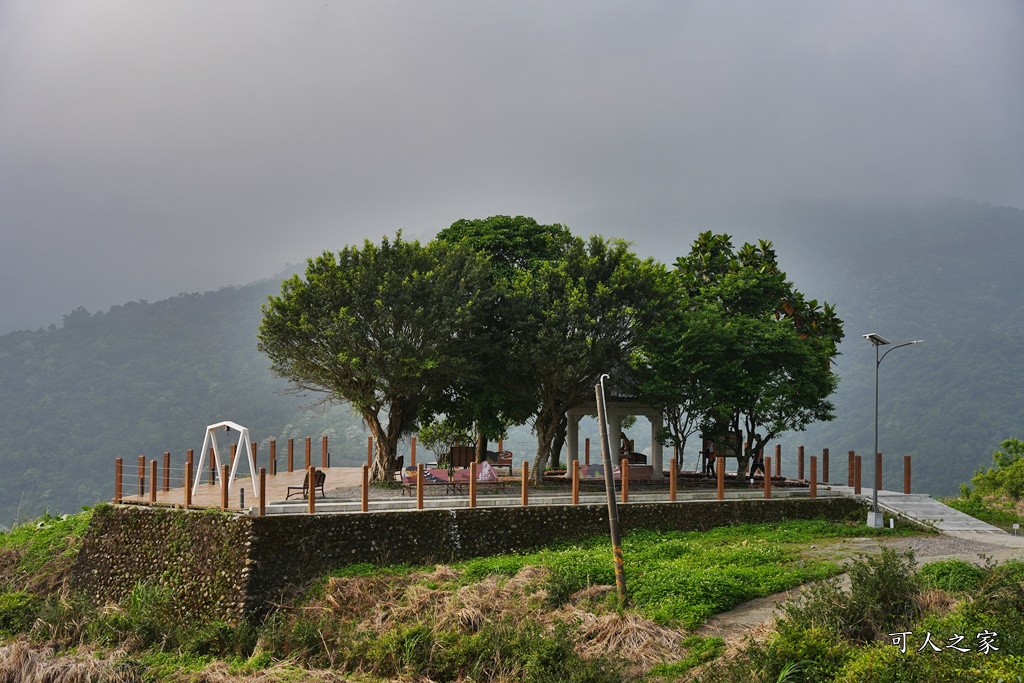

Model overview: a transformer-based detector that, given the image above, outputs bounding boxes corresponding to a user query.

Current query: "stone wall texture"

[72,497,866,622]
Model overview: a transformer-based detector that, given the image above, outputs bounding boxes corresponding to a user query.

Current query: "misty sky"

[2,1,1022,333]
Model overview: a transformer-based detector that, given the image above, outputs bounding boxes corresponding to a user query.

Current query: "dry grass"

[0,639,137,683]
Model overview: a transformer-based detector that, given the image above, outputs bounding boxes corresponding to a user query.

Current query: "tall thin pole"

[872,340,880,519]
[596,374,627,608]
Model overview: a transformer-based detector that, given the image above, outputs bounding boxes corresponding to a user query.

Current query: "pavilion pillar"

[567,413,582,463]
[649,411,664,476]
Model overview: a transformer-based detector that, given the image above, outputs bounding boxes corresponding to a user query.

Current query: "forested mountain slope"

[0,277,369,525]
[1,201,1021,521]
[774,201,1024,495]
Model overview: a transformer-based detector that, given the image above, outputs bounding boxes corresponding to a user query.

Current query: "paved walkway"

[827,484,1011,534]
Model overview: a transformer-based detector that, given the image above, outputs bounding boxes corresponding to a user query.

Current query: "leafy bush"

[0,591,40,636]
[917,560,986,593]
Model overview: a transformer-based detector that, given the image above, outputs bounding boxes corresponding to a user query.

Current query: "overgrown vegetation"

[941,437,1024,529]
[0,514,924,682]
[696,551,1024,682]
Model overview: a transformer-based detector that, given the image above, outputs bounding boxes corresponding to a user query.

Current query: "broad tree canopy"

[258,234,492,480]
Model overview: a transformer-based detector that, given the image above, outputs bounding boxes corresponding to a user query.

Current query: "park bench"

[285,469,326,500]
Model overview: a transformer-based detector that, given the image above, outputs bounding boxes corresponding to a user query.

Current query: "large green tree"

[258,235,492,481]
[507,235,669,483]
[430,216,572,458]
[646,232,843,480]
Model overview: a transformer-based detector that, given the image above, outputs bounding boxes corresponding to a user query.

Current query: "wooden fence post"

[305,437,311,470]
[716,456,725,500]
[186,449,194,489]
[258,467,266,516]
[269,439,276,475]
[367,436,373,468]
[411,436,417,467]
[416,464,424,510]
[322,435,328,468]
[138,455,145,496]
[572,460,580,505]
[114,458,122,503]
[163,452,170,492]
[521,462,529,506]
[848,450,855,487]
[150,460,157,504]
[810,456,817,498]
[875,452,883,494]
[904,455,912,494]
[854,455,862,494]
[230,444,237,471]
[220,464,229,510]
[252,441,258,473]
[798,446,805,481]
[306,466,316,514]
[209,447,216,485]
[184,462,192,509]
[822,448,829,483]
[764,457,772,498]
[669,456,677,502]
[362,464,369,512]
[621,458,629,504]
[774,445,781,477]
[287,438,294,473]
[469,462,477,508]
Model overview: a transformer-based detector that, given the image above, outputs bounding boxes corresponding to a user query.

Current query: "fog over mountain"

[2,1,1022,334]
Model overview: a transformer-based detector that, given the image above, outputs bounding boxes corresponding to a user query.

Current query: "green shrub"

[917,560,986,593]
[0,591,40,636]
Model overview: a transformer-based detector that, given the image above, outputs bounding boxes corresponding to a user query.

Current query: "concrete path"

[827,485,1011,534]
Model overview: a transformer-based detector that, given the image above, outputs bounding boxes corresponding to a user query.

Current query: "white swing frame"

[191,420,259,500]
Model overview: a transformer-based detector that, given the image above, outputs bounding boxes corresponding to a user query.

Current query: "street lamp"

[863,333,923,527]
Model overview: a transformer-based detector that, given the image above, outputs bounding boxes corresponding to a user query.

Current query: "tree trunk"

[531,408,561,485]
[549,413,568,469]
[476,432,488,463]
[365,409,399,482]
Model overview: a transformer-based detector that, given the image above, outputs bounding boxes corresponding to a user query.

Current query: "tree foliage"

[505,235,670,482]
[638,232,843,479]
[258,235,493,480]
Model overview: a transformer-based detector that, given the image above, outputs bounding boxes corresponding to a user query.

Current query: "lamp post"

[863,333,923,527]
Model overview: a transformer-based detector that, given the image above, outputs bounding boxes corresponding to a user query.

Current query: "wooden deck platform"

[119,466,364,511]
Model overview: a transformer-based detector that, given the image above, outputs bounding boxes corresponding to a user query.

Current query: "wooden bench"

[286,470,326,500]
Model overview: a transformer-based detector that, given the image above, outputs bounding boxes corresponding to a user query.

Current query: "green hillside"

[0,277,370,525]
[774,201,1024,495]
[1,200,1022,519]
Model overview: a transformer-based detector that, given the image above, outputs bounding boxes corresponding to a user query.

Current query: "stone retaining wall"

[72,497,866,622]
